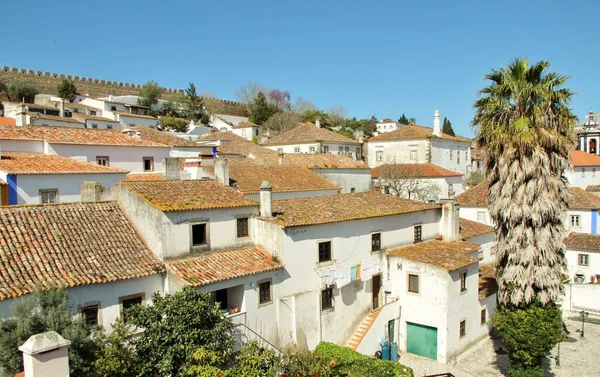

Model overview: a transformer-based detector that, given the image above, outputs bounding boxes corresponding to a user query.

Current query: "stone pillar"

[260,180,272,218]
[215,158,229,186]
[440,199,460,241]
[81,181,103,202]
[163,157,181,180]
[19,331,71,377]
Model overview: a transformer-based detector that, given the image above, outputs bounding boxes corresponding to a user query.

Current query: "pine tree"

[442,117,455,136]
[398,114,409,124]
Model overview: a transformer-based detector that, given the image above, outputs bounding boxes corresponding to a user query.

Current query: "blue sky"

[3,0,599,136]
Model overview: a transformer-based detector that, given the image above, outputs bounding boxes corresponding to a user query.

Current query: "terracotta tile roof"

[0,117,16,126]
[27,112,84,124]
[456,181,489,207]
[166,246,283,286]
[231,121,258,129]
[367,125,471,143]
[71,113,119,123]
[478,263,498,300]
[0,152,128,175]
[23,103,60,111]
[262,122,360,145]
[568,187,600,210]
[127,126,201,147]
[587,184,600,192]
[59,101,97,111]
[218,141,277,156]
[0,202,164,301]
[372,163,463,178]
[198,131,247,142]
[251,153,369,169]
[569,150,600,167]
[123,179,257,211]
[0,125,169,148]
[125,172,164,181]
[565,232,600,251]
[378,118,397,123]
[271,192,439,227]
[388,240,480,271]
[459,218,493,239]
[113,111,157,120]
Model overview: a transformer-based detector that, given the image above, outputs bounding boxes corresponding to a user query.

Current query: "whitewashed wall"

[378,176,464,201]
[366,140,429,167]
[312,168,372,194]
[430,139,471,175]
[565,167,600,189]
[460,206,489,225]
[117,115,158,128]
[245,189,338,201]
[465,233,495,264]
[562,283,600,312]
[83,119,121,130]
[170,146,214,158]
[0,139,45,152]
[565,247,600,283]
[30,117,84,128]
[265,143,361,159]
[566,210,594,234]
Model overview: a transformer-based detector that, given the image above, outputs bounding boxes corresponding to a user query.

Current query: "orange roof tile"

[367,124,471,143]
[27,112,84,124]
[0,202,164,301]
[198,131,247,142]
[123,179,257,211]
[218,141,277,156]
[270,192,439,227]
[71,113,119,123]
[586,184,600,192]
[251,153,369,169]
[378,118,397,123]
[262,122,360,145]
[0,117,16,126]
[166,246,283,286]
[456,181,489,207]
[568,187,600,210]
[0,152,128,175]
[126,172,164,181]
[127,126,202,147]
[479,263,498,300]
[372,163,463,178]
[565,232,600,251]
[388,240,480,271]
[459,218,493,239]
[569,150,600,167]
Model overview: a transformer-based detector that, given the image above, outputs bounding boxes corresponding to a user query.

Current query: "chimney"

[163,157,181,180]
[19,331,71,377]
[315,119,321,128]
[440,199,460,241]
[214,158,230,186]
[16,105,27,127]
[108,94,114,102]
[81,181,103,202]
[278,151,284,166]
[260,180,272,217]
[433,109,441,137]
[59,99,65,118]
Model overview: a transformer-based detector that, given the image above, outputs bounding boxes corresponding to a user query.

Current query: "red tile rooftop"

[262,122,360,145]
[388,240,480,271]
[0,152,128,175]
[372,163,463,178]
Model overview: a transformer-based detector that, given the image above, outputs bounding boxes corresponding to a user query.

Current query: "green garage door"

[406,322,437,360]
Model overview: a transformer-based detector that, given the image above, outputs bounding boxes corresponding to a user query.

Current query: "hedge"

[315,342,413,377]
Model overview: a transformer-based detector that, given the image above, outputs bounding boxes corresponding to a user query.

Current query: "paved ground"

[400,316,600,377]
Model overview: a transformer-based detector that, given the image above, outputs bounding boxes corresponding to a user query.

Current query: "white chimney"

[260,180,272,217]
[440,199,460,241]
[108,94,114,102]
[278,151,284,166]
[315,119,321,128]
[163,157,181,180]
[59,99,65,118]
[433,108,441,137]
[19,331,71,377]
[215,158,230,186]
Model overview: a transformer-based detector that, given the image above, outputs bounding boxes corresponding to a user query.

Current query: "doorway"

[372,274,382,310]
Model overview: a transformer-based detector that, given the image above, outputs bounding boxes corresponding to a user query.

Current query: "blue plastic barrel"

[390,343,398,362]
[381,343,390,360]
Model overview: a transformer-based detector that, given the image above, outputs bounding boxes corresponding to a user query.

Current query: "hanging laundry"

[328,268,336,285]
[337,265,351,288]
[356,263,361,280]
[350,265,357,281]
[361,260,372,281]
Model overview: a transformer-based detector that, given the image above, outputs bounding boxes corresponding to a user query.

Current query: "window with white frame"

[410,150,417,161]
[571,215,581,228]
[96,156,109,166]
[460,270,467,293]
[309,146,316,153]
[294,147,300,153]
[450,150,453,160]
[477,211,486,224]
[80,303,99,326]
[578,254,589,266]
[376,151,383,162]
[40,189,58,204]
[408,274,419,293]
[457,151,460,164]
[323,145,329,153]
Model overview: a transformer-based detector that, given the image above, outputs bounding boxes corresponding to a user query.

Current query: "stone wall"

[0,66,248,117]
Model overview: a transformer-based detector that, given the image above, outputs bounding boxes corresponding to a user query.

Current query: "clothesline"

[317,257,382,289]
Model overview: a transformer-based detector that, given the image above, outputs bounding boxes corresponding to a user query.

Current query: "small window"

[450,150,453,160]
[339,146,344,154]
[571,215,581,228]
[582,168,586,177]
[259,280,272,304]
[350,187,356,193]
[80,303,99,326]
[477,211,486,224]
[344,146,350,153]
[459,320,466,338]
[318,241,332,263]
[371,233,381,252]
[192,223,207,246]
[294,147,300,153]
[578,254,589,266]
[460,270,467,293]
[107,124,113,130]
[376,151,383,162]
[120,294,144,322]
[96,156,109,166]
[408,274,419,293]
[323,145,329,153]
[410,150,417,161]
[110,106,117,111]
[89,110,97,116]
[237,217,249,238]
[321,287,333,310]
[40,189,58,204]
[143,157,154,172]
[457,151,460,164]
[277,148,283,153]
[309,146,316,153]
[480,308,486,326]
[414,225,422,243]
[356,147,361,158]
[91,123,98,129]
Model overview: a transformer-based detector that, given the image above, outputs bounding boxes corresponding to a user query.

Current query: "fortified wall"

[0,66,249,117]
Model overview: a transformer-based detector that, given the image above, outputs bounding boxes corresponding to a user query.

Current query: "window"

[321,287,333,310]
[376,151,383,162]
[259,280,272,304]
[318,241,332,263]
[107,125,113,130]
[571,215,581,228]
[477,211,486,224]
[481,308,487,326]
[242,129,246,136]
[309,146,316,153]
[80,303,99,326]
[120,294,144,322]
[408,274,419,293]
[457,151,460,164]
[459,320,466,338]
[410,150,417,161]
[277,148,283,153]
[345,146,350,154]
[40,189,58,204]
[372,233,381,252]
[356,147,361,158]
[339,146,344,154]
[450,150,453,160]
[414,225,422,243]
[191,223,207,246]
[143,157,154,172]
[237,217,249,238]
[350,187,356,193]
[89,110,97,116]
[294,147,300,153]
[96,156,109,166]
[323,145,329,153]
[582,168,586,177]
[594,168,597,178]
[110,106,117,111]
[91,123,98,129]
[460,270,467,293]
[578,254,589,266]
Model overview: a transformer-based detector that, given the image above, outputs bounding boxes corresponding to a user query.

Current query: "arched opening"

[590,139,597,154]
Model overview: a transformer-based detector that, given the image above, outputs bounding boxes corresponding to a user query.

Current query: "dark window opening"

[259,281,271,304]
[192,224,207,246]
[414,225,422,243]
[237,218,249,237]
[321,287,333,310]
[80,304,99,326]
[318,241,331,263]
[371,233,381,252]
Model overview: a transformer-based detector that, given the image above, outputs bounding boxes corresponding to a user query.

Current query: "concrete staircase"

[346,307,383,350]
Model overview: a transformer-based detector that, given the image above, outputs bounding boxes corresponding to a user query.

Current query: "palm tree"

[472,58,576,376]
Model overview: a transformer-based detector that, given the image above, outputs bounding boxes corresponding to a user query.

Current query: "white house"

[0,152,127,205]
[566,150,600,190]
[232,121,261,142]
[575,110,600,155]
[375,118,402,134]
[126,126,215,158]
[262,122,362,159]
[366,109,472,175]
[565,232,600,284]
[80,96,158,128]
[197,131,249,147]
[459,218,495,264]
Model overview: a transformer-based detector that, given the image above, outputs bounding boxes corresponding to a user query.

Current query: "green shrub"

[315,342,413,377]
[281,345,331,377]
[160,116,189,132]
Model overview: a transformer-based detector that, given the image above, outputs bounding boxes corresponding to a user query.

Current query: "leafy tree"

[138,80,162,107]
[376,164,441,201]
[185,83,207,121]
[0,289,98,377]
[408,117,417,125]
[126,287,234,377]
[442,117,455,136]
[300,109,330,127]
[160,116,189,132]
[398,114,409,124]
[93,319,138,377]
[473,58,575,376]
[8,80,38,103]
[249,92,278,125]
[464,171,485,187]
[57,79,77,102]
